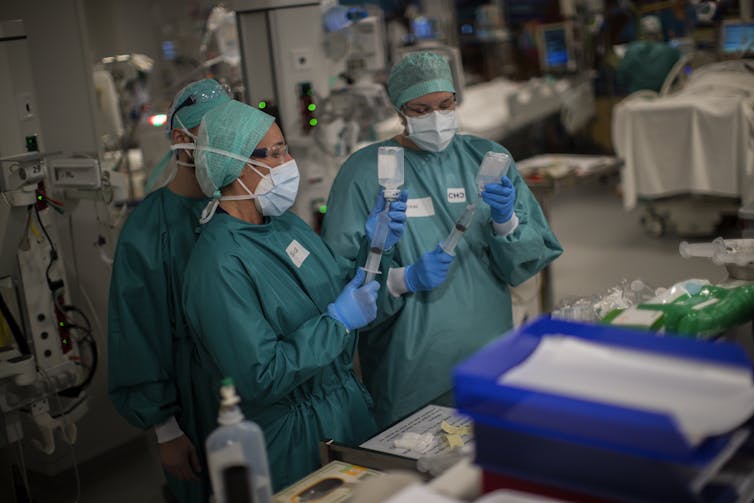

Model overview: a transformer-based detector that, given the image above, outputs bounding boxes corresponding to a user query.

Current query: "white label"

[612,308,663,327]
[693,298,719,311]
[406,197,435,218]
[286,240,310,268]
[446,188,466,203]
[208,443,245,503]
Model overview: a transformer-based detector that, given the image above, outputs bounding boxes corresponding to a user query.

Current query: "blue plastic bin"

[453,316,754,502]
[453,316,753,464]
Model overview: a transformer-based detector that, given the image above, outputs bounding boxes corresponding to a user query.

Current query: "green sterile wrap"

[602,283,754,338]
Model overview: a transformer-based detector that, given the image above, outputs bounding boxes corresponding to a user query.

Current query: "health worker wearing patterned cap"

[108,79,231,503]
[182,100,406,491]
[321,51,563,428]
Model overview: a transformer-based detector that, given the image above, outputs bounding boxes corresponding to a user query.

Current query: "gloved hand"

[405,245,454,292]
[327,269,380,331]
[481,176,516,224]
[365,190,408,251]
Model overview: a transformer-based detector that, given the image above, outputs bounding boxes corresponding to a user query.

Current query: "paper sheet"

[359,405,473,459]
[499,335,754,445]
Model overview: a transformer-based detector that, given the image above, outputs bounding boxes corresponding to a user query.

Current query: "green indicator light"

[62,339,68,344]
[309,118,318,126]
[319,204,327,214]
[258,101,267,109]
[307,103,316,112]
[59,322,65,327]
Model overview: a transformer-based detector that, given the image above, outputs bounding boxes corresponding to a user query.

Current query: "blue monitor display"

[721,20,754,54]
[539,23,571,71]
[412,17,437,41]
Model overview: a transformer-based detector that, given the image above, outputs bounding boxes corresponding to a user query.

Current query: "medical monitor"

[412,16,438,42]
[537,22,574,73]
[720,19,754,55]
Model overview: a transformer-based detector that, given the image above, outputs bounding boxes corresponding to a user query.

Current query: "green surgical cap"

[387,51,455,109]
[167,78,232,135]
[195,100,275,198]
[145,79,232,193]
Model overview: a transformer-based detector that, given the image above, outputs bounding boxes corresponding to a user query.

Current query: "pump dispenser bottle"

[206,378,272,503]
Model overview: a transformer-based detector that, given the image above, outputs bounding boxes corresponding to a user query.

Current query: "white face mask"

[405,110,458,152]
[243,158,300,217]
[197,147,300,223]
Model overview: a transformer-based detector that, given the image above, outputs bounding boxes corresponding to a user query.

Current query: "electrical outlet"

[17,92,33,120]
[292,49,313,70]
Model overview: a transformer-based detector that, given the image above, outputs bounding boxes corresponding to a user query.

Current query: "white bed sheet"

[613,61,754,210]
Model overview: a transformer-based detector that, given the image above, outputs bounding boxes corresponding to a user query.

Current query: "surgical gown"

[182,211,377,492]
[321,135,563,427]
[108,187,208,502]
[617,40,680,94]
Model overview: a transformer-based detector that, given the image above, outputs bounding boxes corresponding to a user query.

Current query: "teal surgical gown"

[321,135,563,427]
[617,40,680,94]
[182,211,377,492]
[108,188,209,502]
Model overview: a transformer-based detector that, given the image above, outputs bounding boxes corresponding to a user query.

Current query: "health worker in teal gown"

[108,79,231,503]
[321,52,563,428]
[182,100,406,492]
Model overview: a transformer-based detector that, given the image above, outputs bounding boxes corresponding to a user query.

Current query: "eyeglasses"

[168,84,232,129]
[401,96,457,117]
[252,143,288,160]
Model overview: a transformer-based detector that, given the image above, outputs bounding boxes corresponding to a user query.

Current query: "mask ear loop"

[198,171,261,225]
[144,119,198,194]
[174,115,197,163]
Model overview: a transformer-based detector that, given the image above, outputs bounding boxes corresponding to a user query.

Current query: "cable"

[15,439,31,502]
[31,204,99,398]
[32,204,64,293]
[0,292,31,355]
[58,335,97,398]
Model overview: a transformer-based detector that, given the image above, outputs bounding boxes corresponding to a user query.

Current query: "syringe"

[438,151,512,256]
[440,203,477,255]
[364,211,391,283]
[363,146,404,283]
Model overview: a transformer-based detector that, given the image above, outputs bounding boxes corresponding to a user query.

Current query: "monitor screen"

[412,17,437,41]
[720,20,754,54]
[539,23,571,71]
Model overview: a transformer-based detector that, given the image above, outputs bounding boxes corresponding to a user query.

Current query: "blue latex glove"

[481,176,516,224]
[405,245,454,292]
[365,190,408,251]
[327,269,380,331]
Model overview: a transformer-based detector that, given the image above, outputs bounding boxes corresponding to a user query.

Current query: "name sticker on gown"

[406,197,435,217]
[447,188,466,203]
[286,240,310,268]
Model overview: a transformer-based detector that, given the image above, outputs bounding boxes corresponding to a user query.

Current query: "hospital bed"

[612,59,754,237]
[374,72,595,144]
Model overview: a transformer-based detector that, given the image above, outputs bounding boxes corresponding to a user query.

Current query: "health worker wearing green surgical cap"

[321,51,563,428]
[182,100,406,492]
[108,78,230,503]
[617,15,680,94]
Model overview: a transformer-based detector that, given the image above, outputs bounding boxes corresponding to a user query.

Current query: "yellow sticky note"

[445,433,464,448]
[441,420,471,436]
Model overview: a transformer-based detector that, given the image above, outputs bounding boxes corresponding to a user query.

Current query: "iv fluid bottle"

[378,146,404,200]
[206,378,272,503]
[476,151,512,193]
